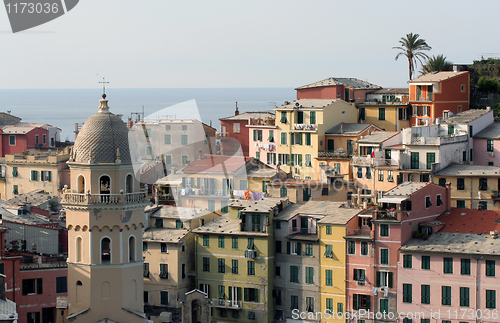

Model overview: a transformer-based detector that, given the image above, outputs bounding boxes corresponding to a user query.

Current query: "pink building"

[474,122,500,166]
[398,208,500,323]
[247,117,278,167]
[345,182,450,322]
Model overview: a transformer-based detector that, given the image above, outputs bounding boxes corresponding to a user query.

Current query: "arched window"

[129,236,136,262]
[126,174,133,193]
[77,175,85,193]
[100,175,111,194]
[76,237,83,262]
[101,237,111,264]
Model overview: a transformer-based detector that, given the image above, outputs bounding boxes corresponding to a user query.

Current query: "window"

[304,267,314,284]
[291,295,299,310]
[455,178,465,191]
[420,256,430,270]
[365,167,371,179]
[27,312,40,323]
[41,171,51,181]
[348,241,356,254]
[411,152,419,169]
[359,107,366,121]
[160,243,167,253]
[233,123,240,133]
[486,290,496,309]
[143,263,149,278]
[244,288,259,302]
[460,287,470,307]
[160,263,168,278]
[182,263,186,278]
[325,270,333,286]
[218,236,225,248]
[378,170,384,181]
[280,111,287,123]
[380,248,389,264]
[444,258,453,274]
[12,166,18,177]
[387,170,394,182]
[421,284,430,304]
[486,260,496,277]
[176,220,183,228]
[9,135,15,145]
[324,244,333,258]
[279,187,287,198]
[181,155,188,165]
[56,277,67,293]
[248,261,255,276]
[203,235,209,247]
[13,185,18,195]
[200,284,209,297]
[203,257,210,272]
[160,290,169,305]
[247,238,255,249]
[275,241,282,254]
[231,237,238,249]
[31,170,38,181]
[22,278,43,295]
[304,297,315,313]
[281,132,287,145]
[461,259,471,275]
[146,145,152,156]
[479,178,488,191]
[337,302,343,315]
[326,226,332,235]
[380,224,389,237]
[290,265,299,283]
[218,259,225,273]
[165,155,171,165]
[442,286,451,305]
[232,260,238,274]
[310,111,316,124]
[353,269,366,284]
[305,243,313,256]
[487,140,494,152]
[380,298,388,313]
[164,134,171,145]
[268,130,274,142]
[457,200,466,208]
[253,129,262,141]
[361,242,368,255]
[379,108,386,120]
[403,284,412,303]
[357,167,362,178]
[208,200,215,212]
[425,196,432,208]
[403,255,412,268]
[274,289,282,306]
[305,133,311,146]
[376,271,393,288]
[426,152,435,170]
[181,134,188,145]
[325,298,333,314]
[275,266,281,277]
[353,294,371,310]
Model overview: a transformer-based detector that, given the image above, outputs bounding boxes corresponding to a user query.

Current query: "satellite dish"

[295,102,299,107]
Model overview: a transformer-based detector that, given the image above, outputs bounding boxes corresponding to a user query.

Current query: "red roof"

[182,155,253,173]
[436,208,500,234]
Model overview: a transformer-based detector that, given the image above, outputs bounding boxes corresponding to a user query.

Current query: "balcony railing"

[212,299,242,309]
[62,192,146,205]
[351,156,391,167]
[409,134,468,145]
[294,123,317,131]
[318,150,350,158]
[414,93,433,101]
[241,224,266,233]
[349,229,372,237]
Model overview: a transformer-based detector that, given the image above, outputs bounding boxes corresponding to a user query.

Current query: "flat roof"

[295,77,381,90]
[434,164,500,177]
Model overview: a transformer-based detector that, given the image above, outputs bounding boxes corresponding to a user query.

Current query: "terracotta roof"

[436,208,500,234]
[409,71,468,83]
[182,155,253,173]
[295,77,381,90]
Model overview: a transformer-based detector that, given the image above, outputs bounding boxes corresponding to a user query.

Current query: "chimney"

[340,122,344,134]
[127,117,133,129]
[235,102,239,116]
[490,230,498,239]
[445,182,452,211]
[0,274,6,300]
[210,120,212,127]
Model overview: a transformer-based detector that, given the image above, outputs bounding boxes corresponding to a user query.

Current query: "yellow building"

[317,205,362,323]
[4,150,70,200]
[275,99,357,180]
[433,164,500,210]
[358,88,410,131]
[61,95,148,322]
[143,206,219,323]
[193,197,288,323]
[267,179,355,204]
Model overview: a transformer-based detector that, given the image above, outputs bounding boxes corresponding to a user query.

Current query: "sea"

[0,88,295,142]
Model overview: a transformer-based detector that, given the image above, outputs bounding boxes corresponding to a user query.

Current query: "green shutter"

[376,271,380,287]
[353,294,358,310]
[388,272,393,288]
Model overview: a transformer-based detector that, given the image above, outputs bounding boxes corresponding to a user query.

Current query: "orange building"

[408,71,470,126]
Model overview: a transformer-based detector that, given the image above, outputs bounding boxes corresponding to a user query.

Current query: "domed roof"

[73,96,131,164]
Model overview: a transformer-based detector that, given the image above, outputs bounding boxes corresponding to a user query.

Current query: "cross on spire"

[99,77,109,98]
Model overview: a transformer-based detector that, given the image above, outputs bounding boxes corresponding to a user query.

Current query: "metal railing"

[63,192,146,204]
[212,299,242,309]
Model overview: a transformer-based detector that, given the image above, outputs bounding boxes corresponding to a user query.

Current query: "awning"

[378,196,408,204]
[358,213,373,218]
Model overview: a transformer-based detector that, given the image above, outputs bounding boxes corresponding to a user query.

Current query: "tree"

[478,76,499,93]
[421,55,453,74]
[393,33,432,80]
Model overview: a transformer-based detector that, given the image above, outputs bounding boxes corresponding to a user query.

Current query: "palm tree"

[393,33,432,80]
[421,55,453,74]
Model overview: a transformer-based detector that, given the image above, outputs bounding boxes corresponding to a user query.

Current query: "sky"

[0,0,499,89]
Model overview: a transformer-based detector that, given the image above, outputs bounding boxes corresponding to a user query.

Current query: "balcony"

[318,150,350,158]
[293,123,317,131]
[212,299,242,309]
[62,192,146,205]
[351,156,391,167]
[249,117,275,126]
[409,134,468,145]
[241,224,266,233]
[413,93,433,102]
